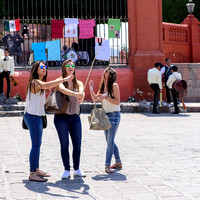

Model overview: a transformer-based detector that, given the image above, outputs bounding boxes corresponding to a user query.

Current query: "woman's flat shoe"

[105,166,113,174]
[37,170,51,177]
[29,172,48,182]
[110,162,122,169]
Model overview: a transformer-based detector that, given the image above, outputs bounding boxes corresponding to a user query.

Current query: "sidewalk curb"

[0,102,200,117]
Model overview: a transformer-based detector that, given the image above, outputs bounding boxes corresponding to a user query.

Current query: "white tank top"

[25,90,46,116]
[102,95,120,113]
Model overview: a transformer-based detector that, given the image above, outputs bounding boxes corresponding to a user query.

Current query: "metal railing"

[0,0,128,67]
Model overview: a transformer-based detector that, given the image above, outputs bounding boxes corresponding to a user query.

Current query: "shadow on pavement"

[140,113,191,117]
[92,171,127,181]
[23,176,95,199]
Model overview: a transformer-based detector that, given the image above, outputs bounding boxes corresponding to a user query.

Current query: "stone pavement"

[0,113,200,200]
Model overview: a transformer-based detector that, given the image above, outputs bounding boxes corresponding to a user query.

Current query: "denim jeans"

[54,114,82,171]
[170,89,179,113]
[104,111,121,166]
[150,84,160,112]
[24,112,43,172]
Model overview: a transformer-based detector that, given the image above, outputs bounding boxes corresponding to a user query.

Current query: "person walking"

[166,66,182,114]
[89,67,122,174]
[24,61,73,182]
[147,63,163,114]
[54,59,86,179]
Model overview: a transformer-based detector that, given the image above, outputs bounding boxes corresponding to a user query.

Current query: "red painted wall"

[8,68,133,101]
[5,2,200,103]
[162,16,200,63]
[127,0,165,101]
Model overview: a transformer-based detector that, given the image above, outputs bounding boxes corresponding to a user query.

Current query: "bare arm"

[34,74,74,90]
[77,80,85,103]
[98,83,120,105]
[89,80,98,102]
[58,80,84,103]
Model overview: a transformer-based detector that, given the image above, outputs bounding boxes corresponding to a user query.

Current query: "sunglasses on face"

[40,65,48,69]
[66,64,75,68]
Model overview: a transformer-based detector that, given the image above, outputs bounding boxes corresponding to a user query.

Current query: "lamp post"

[183,0,200,63]
[186,0,195,15]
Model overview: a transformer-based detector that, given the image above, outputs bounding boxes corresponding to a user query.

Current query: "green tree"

[162,0,200,23]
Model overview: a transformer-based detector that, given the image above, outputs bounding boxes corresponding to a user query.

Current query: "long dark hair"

[61,59,79,91]
[98,67,117,98]
[27,61,47,96]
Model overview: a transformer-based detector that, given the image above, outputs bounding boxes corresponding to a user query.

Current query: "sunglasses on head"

[66,64,75,68]
[40,65,48,69]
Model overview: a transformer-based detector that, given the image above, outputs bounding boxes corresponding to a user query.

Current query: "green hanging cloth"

[108,19,121,39]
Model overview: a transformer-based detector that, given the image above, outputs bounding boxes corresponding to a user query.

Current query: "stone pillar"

[182,15,200,63]
[127,0,165,101]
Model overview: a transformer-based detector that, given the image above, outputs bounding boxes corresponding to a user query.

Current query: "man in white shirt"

[161,58,173,103]
[147,63,163,114]
[0,49,4,59]
[0,49,15,99]
[167,66,182,114]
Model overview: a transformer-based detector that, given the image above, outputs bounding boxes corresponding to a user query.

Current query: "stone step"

[0,102,199,117]
[0,104,25,111]
[0,110,24,117]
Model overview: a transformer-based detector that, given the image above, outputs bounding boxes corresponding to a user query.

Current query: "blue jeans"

[104,111,121,166]
[24,112,43,172]
[54,114,82,171]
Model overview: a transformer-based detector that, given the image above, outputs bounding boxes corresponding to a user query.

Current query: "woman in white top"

[24,61,73,182]
[89,67,122,173]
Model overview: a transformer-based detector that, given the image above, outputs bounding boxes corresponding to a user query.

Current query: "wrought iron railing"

[0,0,128,67]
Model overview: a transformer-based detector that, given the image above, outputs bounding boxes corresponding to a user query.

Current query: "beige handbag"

[88,103,111,130]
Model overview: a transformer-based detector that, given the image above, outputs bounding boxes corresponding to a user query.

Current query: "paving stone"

[0,113,200,199]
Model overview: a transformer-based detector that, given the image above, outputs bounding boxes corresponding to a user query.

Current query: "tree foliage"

[162,0,200,23]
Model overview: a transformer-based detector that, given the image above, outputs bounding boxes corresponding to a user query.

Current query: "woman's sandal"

[37,170,51,177]
[105,166,114,174]
[110,162,122,169]
[29,172,48,182]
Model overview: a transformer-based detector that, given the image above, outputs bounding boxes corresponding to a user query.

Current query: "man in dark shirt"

[161,58,173,104]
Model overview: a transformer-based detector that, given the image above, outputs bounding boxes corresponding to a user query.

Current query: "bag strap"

[173,73,179,80]
[164,66,171,75]
[83,44,101,93]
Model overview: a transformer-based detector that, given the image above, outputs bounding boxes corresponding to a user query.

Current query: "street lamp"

[186,0,195,14]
